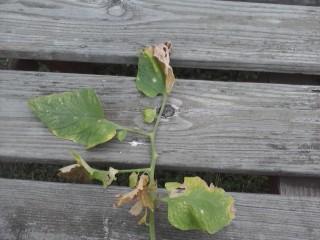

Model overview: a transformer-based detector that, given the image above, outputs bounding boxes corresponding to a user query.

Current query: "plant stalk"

[119,94,169,240]
[153,94,168,136]
[122,127,150,138]
[117,168,150,174]
[149,210,156,240]
[149,134,158,181]
[149,93,168,182]
[148,94,169,240]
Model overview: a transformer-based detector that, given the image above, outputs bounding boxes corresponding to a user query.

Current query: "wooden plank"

[228,0,320,6]
[1,70,320,176]
[280,177,320,197]
[1,178,320,240]
[1,0,320,74]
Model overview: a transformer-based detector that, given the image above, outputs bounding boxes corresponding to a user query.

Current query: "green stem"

[149,134,158,181]
[117,168,150,174]
[72,151,95,175]
[152,94,168,135]
[122,127,150,138]
[149,210,156,240]
[148,94,169,240]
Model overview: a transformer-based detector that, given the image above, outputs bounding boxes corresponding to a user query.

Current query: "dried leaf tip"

[152,42,175,94]
[58,164,92,184]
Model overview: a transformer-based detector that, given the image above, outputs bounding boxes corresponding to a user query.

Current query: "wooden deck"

[0,0,320,239]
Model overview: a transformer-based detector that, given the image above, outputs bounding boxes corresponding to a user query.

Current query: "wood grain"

[280,177,320,197]
[1,70,320,176]
[1,178,320,240]
[1,0,320,74]
[228,0,320,6]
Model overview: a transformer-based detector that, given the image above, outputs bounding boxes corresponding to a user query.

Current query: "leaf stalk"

[123,127,150,137]
[117,168,150,174]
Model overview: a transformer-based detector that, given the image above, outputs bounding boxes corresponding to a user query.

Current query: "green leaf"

[28,88,118,149]
[117,130,127,142]
[143,108,157,123]
[71,152,118,187]
[164,182,181,191]
[164,177,235,234]
[129,172,138,188]
[136,48,166,97]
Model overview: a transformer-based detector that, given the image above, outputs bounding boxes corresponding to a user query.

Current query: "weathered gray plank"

[1,0,320,74]
[227,0,320,6]
[1,70,320,176]
[1,178,320,240]
[280,177,320,197]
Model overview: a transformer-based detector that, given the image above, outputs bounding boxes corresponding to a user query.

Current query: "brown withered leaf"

[58,164,92,184]
[129,200,143,216]
[59,152,119,187]
[115,174,156,225]
[116,174,148,207]
[153,42,175,94]
[138,209,148,225]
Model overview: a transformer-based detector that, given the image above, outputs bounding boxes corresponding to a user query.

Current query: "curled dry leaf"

[153,42,175,94]
[58,164,92,184]
[101,167,119,187]
[116,174,156,225]
[138,209,148,225]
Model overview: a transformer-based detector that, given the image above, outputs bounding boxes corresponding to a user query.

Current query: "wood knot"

[159,104,176,118]
[107,0,126,17]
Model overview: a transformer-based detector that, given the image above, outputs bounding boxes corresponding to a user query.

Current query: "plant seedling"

[28,42,235,239]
